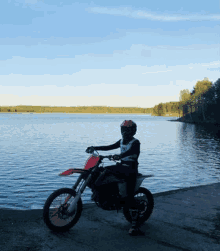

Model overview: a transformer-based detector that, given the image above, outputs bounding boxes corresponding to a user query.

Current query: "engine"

[92,183,119,210]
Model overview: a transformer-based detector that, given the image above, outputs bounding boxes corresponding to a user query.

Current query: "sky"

[0,0,220,108]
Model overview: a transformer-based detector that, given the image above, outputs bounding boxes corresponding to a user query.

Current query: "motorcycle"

[43,150,154,232]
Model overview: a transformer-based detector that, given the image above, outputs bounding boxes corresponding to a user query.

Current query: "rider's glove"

[86,146,95,154]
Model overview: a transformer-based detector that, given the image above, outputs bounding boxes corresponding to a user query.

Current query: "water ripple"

[0,114,220,210]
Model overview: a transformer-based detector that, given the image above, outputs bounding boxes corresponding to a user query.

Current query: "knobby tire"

[43,188,83,232]
[123,187,154,225]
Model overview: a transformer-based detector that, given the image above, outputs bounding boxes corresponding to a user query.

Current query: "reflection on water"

[0,113,219,210]
[174,123,220,186]
[179,123,220,168]
[141,121,220,196]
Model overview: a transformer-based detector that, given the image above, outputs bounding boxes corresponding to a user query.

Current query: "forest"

[0,105,152,114]
[151,78,220,124]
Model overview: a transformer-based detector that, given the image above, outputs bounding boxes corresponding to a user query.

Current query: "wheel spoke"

[134,193,148,216]
[48,192,76,227]
[43,188,83,231]
[123,187,154,225]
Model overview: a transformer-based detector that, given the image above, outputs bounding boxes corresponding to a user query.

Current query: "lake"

[0,113,220,210]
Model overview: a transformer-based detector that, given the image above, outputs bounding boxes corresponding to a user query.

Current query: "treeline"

[151,101,180,117]
[0,105,153,114]
[179,78,220,124]
[152,77,220,124]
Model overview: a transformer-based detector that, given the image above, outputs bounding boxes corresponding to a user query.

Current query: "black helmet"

[120,120,137,136]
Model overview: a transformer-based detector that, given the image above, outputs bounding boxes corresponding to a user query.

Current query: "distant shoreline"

[0,112,180,117]
[0,105,182,117]
[0,112,151,115]
[0,105,153,114]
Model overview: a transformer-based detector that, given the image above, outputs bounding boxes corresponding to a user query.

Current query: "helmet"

[120,120,137,136]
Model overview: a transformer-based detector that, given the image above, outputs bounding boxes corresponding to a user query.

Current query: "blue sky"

[0,0,220,107]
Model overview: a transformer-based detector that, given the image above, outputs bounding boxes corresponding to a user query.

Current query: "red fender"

[59,168,87,176]
[84,155,100,170]
[59,155,100,176]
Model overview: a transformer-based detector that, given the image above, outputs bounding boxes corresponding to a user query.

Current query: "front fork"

[67,172,93,214]
[62,175,83,205]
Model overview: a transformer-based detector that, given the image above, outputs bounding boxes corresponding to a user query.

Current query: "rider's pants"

[105,162,138,208]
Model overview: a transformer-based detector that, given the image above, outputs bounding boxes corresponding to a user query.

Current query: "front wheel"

[123,187,154,225]
[43,188,83,232]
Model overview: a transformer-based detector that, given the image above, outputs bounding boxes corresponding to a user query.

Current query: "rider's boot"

[128,209,145,236]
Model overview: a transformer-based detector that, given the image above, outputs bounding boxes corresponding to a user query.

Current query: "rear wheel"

[123,187,154,225]
[43,188,82,232]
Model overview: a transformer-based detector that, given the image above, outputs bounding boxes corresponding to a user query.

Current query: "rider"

[86,120,144,236]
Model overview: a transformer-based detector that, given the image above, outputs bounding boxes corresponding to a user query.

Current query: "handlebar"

[99,155,114,161]
[86,148,117,162]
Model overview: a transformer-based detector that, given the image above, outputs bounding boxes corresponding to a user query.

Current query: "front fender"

[59,168,88,176]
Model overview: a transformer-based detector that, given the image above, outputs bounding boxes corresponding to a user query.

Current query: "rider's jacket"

[94,137,140,168]
[120,138,138,162]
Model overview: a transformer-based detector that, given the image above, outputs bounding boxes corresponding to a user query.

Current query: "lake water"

[0,113,220,210]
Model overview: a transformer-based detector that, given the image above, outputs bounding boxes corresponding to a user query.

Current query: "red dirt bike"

[43,150,154,232]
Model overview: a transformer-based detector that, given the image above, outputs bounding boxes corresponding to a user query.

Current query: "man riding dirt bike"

[43,120,154,236]
[86,120,144,235]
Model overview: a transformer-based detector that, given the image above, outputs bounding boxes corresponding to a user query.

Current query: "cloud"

[142,70,172,74]
[202,62,220,67]
[1,59,220,90]
[1,59,220,107]
[87,7,220,22]
[25,0,39,4]
[2,43,219,75]
[207,67,220,72]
